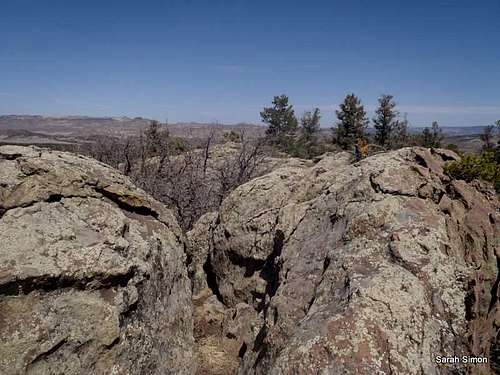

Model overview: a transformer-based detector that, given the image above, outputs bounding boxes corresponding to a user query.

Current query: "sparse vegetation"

[260,97,329,159]
[293,108,325,159]
[85,121,267,230]
[388,116,412,149]
[481,125,496,151]
[300,108,321,144]
[445,120,500,191]
[417,121,443,148]
[223,130,241,143]
[444,151,500,192]
[333,94,368,149]
[373,95,398,148]
[261,95,298,151]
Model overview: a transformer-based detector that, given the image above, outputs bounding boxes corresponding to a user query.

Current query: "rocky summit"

[0,145,194,374]
[189,147,500,374]
[1,145,499,375]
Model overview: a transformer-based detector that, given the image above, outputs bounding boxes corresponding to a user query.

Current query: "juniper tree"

[373,95,398,147]
[260,95,298,148]
[333,94,368,149]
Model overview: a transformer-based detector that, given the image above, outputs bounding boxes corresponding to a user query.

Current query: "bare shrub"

[83,123,267,231]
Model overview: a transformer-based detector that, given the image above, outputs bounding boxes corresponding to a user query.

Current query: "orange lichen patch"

[352,339,371,362]
[325,312,403,374]
[308,342,332,368]
[326,314,357,346]
[348,211,387,239]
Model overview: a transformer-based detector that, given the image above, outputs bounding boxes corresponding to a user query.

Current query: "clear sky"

[0,0,499,126]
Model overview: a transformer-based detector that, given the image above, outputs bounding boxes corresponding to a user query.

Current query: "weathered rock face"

[190,147,500,374]
[0,146,195,374]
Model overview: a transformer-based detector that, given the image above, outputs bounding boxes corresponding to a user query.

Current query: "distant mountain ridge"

[0,115,489,137]
[0,115,265,138]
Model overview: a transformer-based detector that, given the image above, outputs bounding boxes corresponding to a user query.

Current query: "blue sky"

[0,0,499,126]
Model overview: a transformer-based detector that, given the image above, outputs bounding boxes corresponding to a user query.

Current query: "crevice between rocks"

[203,255,225,305]
[96,187,160,220]
[0,193,85,220]
[227,250,266,278]
[0,151,23,160]
[0,270,135,296]
[261,229,285,299]
[26,337,67,369]
[369,174,416,198]
[414,154,428,168]
[488,257,500,314]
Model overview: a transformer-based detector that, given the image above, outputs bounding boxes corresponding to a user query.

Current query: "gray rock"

[0,146,195,374]
[193,147,500,374]
[187,212,218,295]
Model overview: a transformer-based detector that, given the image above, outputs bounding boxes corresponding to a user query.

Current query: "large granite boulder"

[0,146,195,374]
[191,147,500,374]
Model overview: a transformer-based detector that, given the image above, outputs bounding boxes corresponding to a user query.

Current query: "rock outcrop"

[190,147,500,374]
[2,144,499,375]
[0,146,195,374]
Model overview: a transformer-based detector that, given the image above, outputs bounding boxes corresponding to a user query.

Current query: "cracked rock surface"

[189,147,500,374]
[0,145,195,374]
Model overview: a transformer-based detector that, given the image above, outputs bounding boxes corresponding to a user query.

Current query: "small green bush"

[223,130,241,143]
[444,151,500,192]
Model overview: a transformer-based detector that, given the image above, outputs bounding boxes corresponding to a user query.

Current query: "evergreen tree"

[333,94,368,149]
[373,95,398,147]
[420,121,443,148]
[300,108,321,143]
[260,95,298,147]
[295,108,322,158]
[389,115,411,149]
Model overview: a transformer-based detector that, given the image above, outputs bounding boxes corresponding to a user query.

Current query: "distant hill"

[0,115,152,136]
[0,115,490,153]
[0,115,265,139]
[412,125,488,136]
[0,115,489,136]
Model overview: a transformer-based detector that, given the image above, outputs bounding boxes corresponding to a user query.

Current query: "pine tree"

[389,116,411,149]
[333,94,368,149]
[420,121,443,148]
[260,95,298,147]
[373,95,398,147]
[296,108,322,158]
[300,108,321,143]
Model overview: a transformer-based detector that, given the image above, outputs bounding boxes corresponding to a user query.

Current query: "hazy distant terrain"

[0,115,266,145]
[0,115,490,153]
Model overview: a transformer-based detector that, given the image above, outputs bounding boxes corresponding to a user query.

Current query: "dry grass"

[196,336,240,375]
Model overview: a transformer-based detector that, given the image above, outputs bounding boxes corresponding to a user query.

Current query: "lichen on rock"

[0,145,195,375]
[190,147,500,374]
